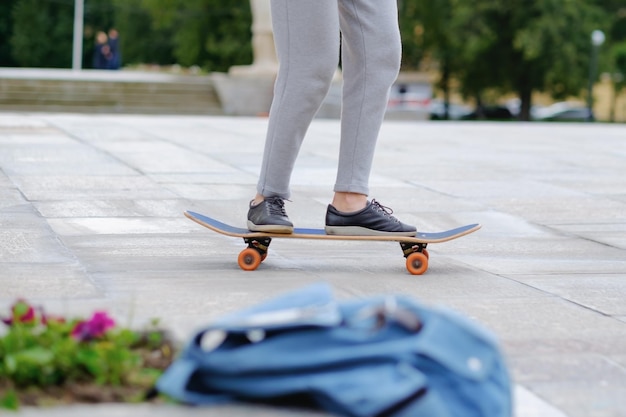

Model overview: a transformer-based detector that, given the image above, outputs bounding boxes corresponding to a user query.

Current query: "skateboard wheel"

[238,248,262,271]
[422,249,429,260]
[406,252,429,275]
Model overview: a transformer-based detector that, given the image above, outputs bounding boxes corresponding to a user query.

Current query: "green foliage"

[606,3,626,82]
[9,0,119,69]
[612,42,626,91]
[398,0,427,70]
[6,0,250,70]
[111,0,176,66]
[10,0,74,68]
[139,0,252,71]
[403,0,610,119]
[0,0,18,66]
[0,389,18,410]
[0,300,174,409]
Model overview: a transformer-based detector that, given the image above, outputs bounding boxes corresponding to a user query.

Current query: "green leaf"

[13,301,29,319]
[14,347,54,366]
[4,354,17,373]
[0,389,19,411]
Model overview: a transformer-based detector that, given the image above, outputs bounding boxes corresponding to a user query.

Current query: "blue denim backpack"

[156,283,512,417]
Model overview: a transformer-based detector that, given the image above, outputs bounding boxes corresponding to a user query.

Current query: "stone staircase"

[0,68,224,115]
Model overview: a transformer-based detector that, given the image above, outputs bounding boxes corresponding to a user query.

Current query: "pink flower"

[71,311,116,341]
[2,300,36,325]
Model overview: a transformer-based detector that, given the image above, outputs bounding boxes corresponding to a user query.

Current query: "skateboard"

[185,211,480,275]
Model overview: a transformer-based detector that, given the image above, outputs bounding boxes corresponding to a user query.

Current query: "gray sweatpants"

[257,0,401,199]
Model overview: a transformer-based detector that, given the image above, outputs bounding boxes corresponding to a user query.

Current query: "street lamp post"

[586,29,605,122]
[72,0,84,71]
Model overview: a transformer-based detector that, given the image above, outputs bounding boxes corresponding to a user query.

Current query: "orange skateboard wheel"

[406,252,428,275]
[238,248,262,271]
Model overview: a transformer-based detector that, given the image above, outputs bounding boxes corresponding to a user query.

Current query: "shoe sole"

[247,220,293,234]
[324,225,416,237]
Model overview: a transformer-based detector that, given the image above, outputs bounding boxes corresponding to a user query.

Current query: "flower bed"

[0,300,175,410]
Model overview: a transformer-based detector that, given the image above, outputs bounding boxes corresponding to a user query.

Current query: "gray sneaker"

[247,196,294,234]
[325,199,416,236]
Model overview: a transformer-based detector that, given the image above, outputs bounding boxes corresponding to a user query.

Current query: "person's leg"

[255,0,340,201]
[325,0,415,236]
[249,0,340,233]
[331,0,401,212]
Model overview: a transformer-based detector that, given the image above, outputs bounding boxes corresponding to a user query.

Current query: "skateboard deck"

[185,210,481,275]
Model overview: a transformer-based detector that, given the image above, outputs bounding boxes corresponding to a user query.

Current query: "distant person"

[93,31,113,70]
[107,28,121,70]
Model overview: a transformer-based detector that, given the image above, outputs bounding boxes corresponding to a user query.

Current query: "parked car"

[532,102,593,122]
[429,99,473,120]
[460,105,515,121]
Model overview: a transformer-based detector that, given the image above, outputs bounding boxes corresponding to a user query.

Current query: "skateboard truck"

[399,241,427,257]
[239,238,430,275]
[239,237,272,270]
[244,237,272,254]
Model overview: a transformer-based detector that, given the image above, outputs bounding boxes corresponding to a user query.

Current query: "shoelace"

[371,199,400,222]
[265,196,288,217]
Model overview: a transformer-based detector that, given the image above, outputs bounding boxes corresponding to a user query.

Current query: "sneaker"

[325,199,416,236]
[247,196,294,234]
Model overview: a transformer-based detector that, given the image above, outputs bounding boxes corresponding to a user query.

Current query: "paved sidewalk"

[1,113,625,417]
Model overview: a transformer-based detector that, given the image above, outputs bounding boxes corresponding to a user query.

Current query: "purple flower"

[71,311,116,341]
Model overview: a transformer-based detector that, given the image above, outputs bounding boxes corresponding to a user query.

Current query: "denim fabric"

[157,283,512,417]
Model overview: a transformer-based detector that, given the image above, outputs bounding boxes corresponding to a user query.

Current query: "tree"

[409,0,609,121]
[399,0,459,119]
[139,0,252,71]
[609,42,626,121]
[10,0,122,69]
[0,0,18,66]
[7,0,250,70]
[457,0,609,120]
[10,0,74,68]
[603,3,626,121]
[397,0,427,71]
[110,0,176,66]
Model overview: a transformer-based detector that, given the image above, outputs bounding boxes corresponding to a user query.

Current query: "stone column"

[214,0,278,116]
[229,0,278,76]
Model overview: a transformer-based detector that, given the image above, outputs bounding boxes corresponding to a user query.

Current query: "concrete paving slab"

[0,263,99,299]
[0,132,137,177]
[1,112,625,417]
[11,175,177,201]
[33,199,192,218]
[513,355,626,417]
[46,217,196,236]
[0,208,75,264]
[509,274,626,316]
